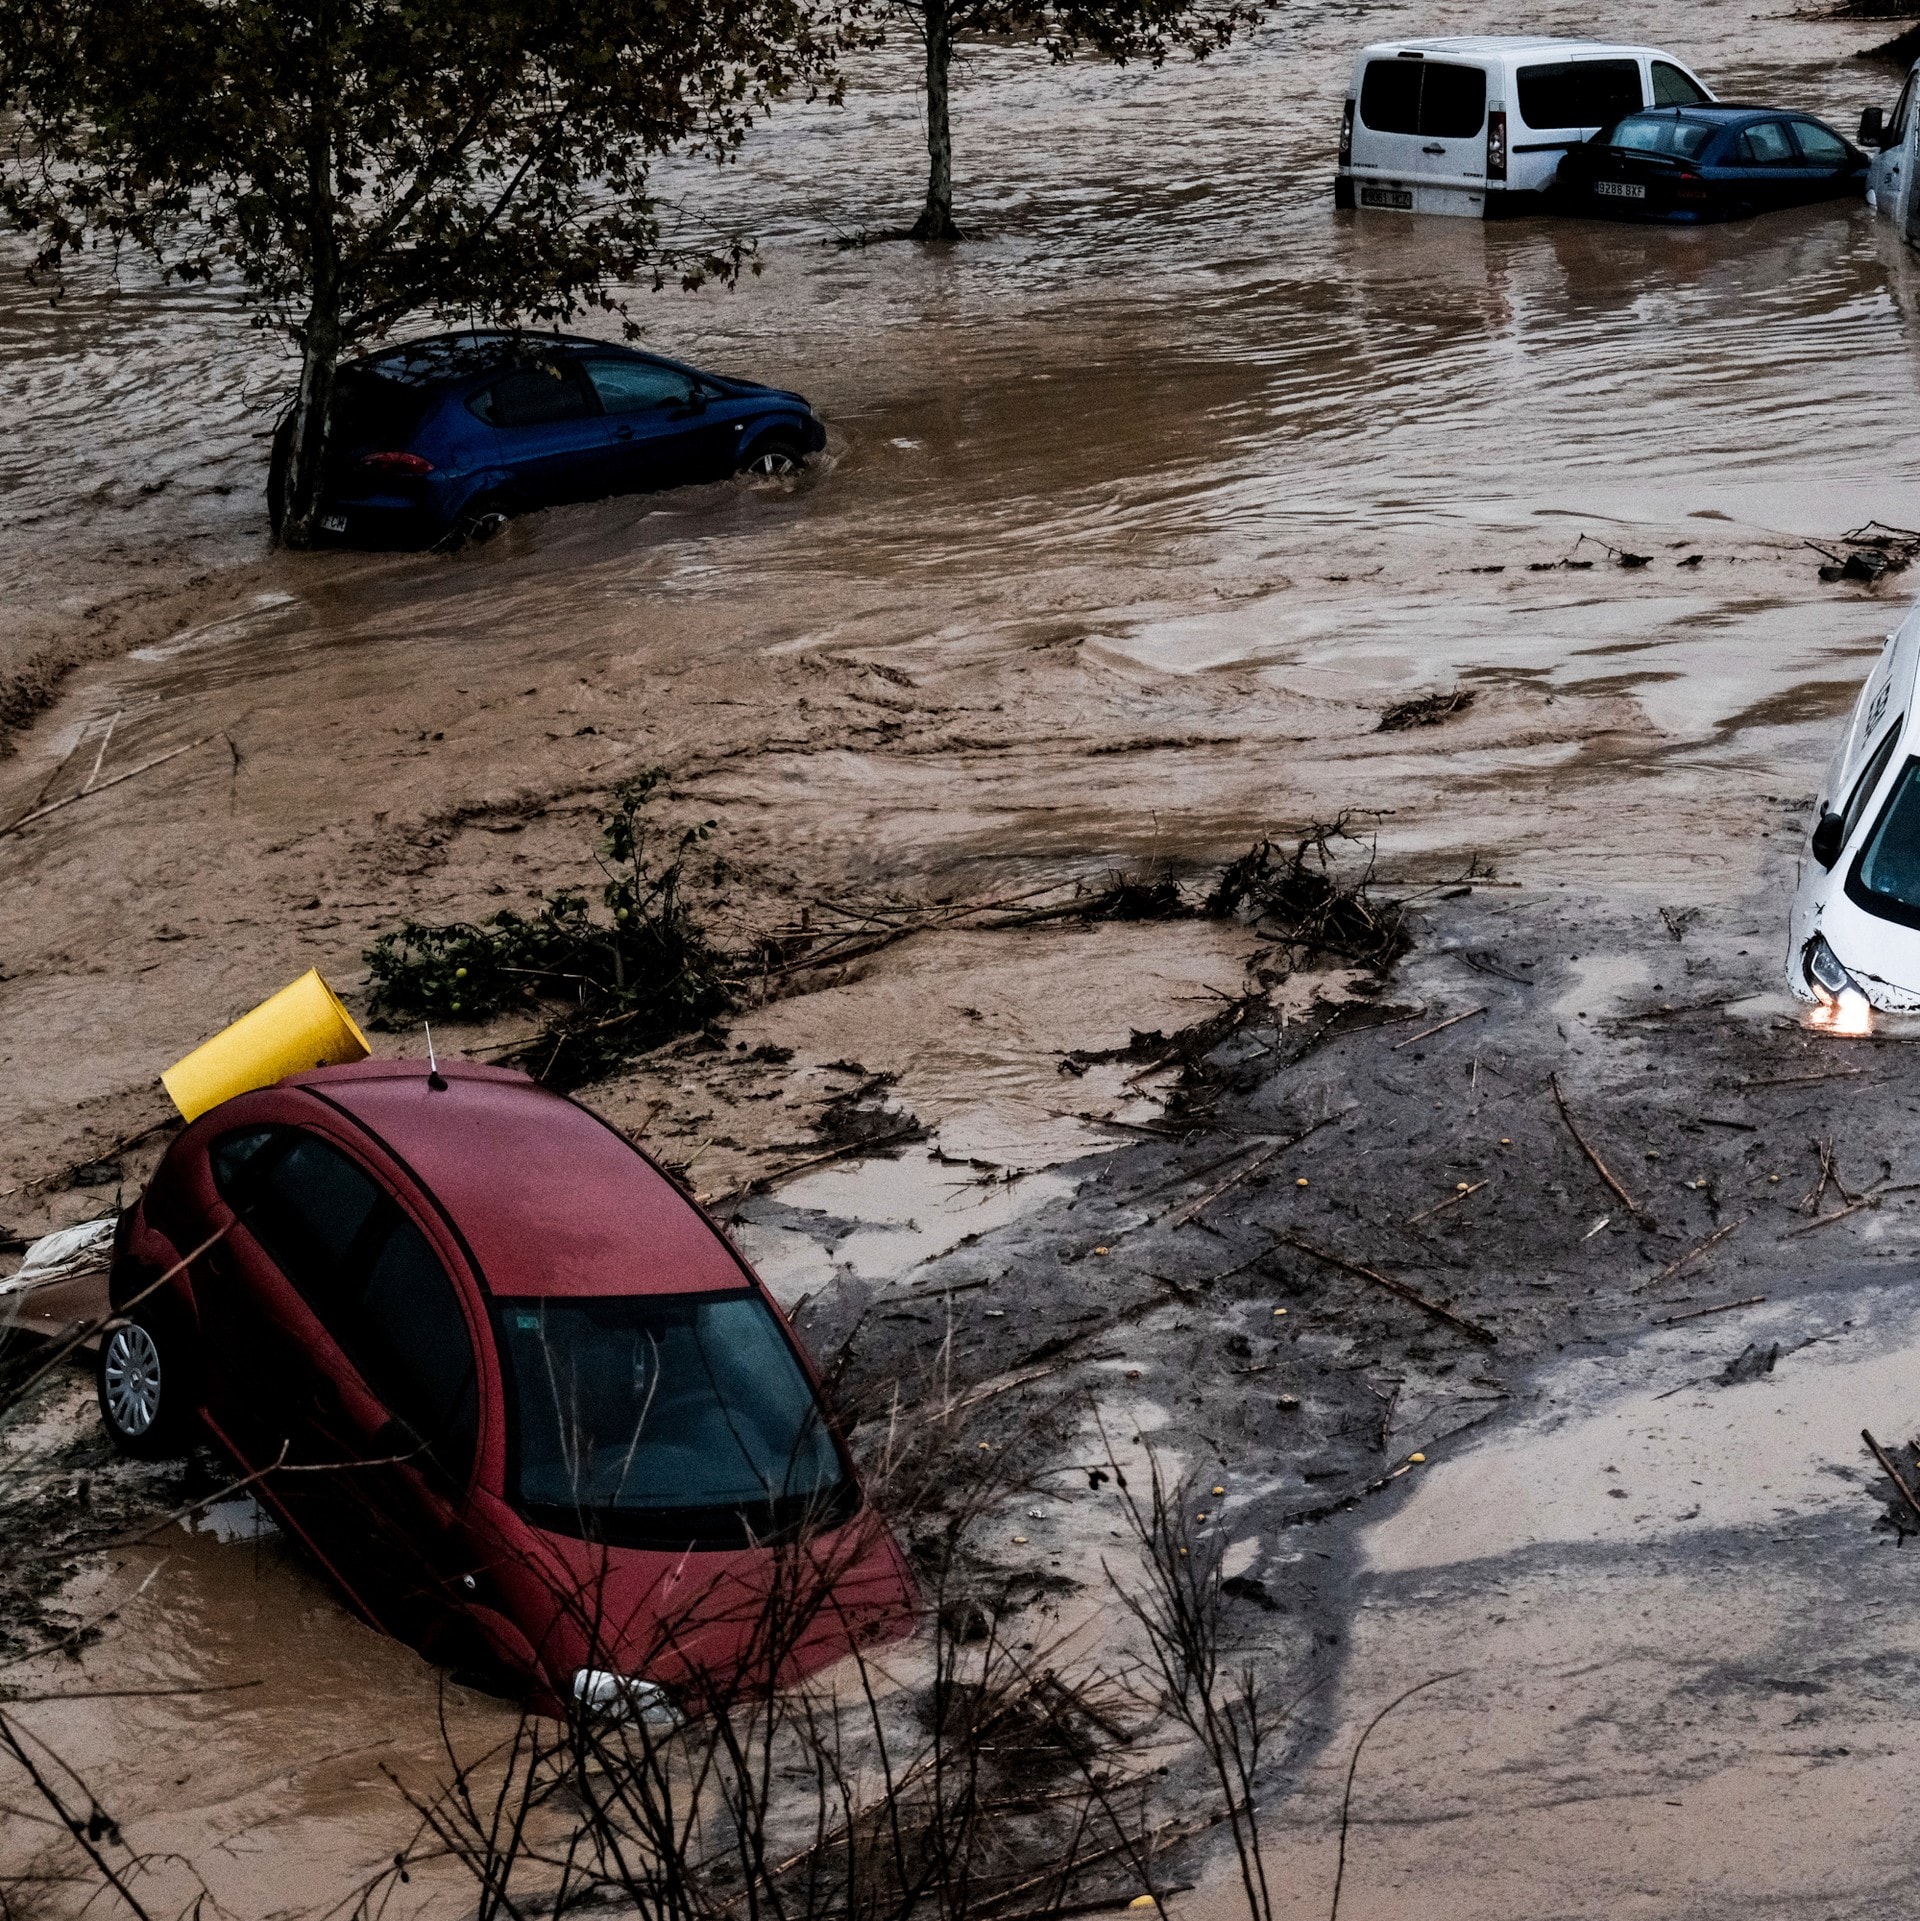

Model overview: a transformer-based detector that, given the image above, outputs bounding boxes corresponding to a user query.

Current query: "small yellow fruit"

[1129,1899,1159,1911]
[1500,1137,1511,1146]
[1093,1246,1109,1255]
[1212,1485,1225,1496]
[1273,1307,1287,1316]
[1296,1177,1309,1188]
[1013,1535,1028,1545]
[1408,1452,1426,1464]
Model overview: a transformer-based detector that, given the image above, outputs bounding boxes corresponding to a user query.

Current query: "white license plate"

[1594,179,1647,200]
[1360,186,1415,209]
[321,513,349,533]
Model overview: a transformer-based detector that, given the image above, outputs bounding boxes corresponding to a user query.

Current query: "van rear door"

[1351,53,1488,210]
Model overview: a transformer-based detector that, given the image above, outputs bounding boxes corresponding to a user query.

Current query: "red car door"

[197,1122,484,1640]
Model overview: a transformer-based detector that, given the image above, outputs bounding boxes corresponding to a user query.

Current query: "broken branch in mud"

[710,1120,924,1211]
[0,731,232,839]
[1652,1294,1767,1327]
[1549,1072,1640,1215]
[1390,1006,1486,1051]
[1645,1216,1746,1287]
[1164,1109,1352,1229]
[1402,1180,1488,1229]
[1278,1234,1498,1346]
[1862,1428,1920,1533]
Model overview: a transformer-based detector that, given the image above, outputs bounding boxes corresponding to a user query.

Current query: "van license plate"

[1360,187,1414,209]
[1594,180,1646,200]
[321,513,349,533]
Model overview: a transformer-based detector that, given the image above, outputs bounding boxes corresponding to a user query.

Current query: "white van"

[1337,37,1717,218]
[1861,60,1920,241]
[1788,599,1920,1017]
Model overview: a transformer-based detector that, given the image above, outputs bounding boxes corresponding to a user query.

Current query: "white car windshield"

[1855,757,1920,918]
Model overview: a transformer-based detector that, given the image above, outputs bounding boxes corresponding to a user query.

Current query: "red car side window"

[209,1123,479,1486]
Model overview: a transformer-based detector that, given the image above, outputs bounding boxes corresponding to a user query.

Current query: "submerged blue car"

[274,332,828,549]
[1555,105,1866,220]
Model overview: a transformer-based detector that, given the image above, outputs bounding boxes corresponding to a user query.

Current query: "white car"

[1336,36,1717,219]
[1861,60,1920,240]
[1788,598,1920,1020]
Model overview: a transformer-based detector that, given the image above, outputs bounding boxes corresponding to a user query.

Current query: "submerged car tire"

[439,495,513,554]
[97,1308,197,1458]
[739,435,807,479]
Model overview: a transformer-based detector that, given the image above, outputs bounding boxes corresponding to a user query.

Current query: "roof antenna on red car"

[425,1022,449,1093]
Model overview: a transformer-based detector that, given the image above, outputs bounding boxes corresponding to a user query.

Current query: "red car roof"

[287,1060,748,1300]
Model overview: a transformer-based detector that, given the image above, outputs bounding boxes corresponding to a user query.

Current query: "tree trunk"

[911,0,962,241]
[277,310,342,548]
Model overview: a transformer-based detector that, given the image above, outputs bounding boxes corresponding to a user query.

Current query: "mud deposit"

[10,0,1920,1909]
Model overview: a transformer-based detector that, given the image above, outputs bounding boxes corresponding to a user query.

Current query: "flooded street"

[10,0,1920,1910]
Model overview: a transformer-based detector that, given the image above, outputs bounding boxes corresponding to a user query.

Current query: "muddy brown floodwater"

[9,0,1920,1910]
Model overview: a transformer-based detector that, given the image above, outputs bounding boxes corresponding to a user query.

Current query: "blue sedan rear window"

[1609,116,1714,159]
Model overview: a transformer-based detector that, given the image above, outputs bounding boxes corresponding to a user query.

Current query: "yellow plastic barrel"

[161,968,370,1122]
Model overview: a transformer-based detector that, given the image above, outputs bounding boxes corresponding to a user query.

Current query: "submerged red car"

[100,1059,913,1711]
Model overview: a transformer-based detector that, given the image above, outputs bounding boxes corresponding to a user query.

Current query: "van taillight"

[1339,98,1354,166]
[360,450,434,476]
[1486,109,1507,181]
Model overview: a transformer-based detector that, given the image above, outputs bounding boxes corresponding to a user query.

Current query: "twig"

[1401,1180,1487,1229]
[0,732,226,838]
[1167,1142,1285,1228]
[1549,1072,1639,1214]
[1390,1006,1487,1052]
[1329,1672,1468,1921]
[81,711,121,794]
[1652,1294,1766,1326]
[710,1122,923,1209]
[1781,1196,1875,1239]
[1279,1234,1497,1345]
[1646,1215,1745,1286]
[1863,1428,1920,1532]
[1735,1067,1862,1089]
[1163,1109,1352,1229]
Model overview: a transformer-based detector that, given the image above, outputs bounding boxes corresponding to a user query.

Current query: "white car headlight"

[571,1668,681,1730]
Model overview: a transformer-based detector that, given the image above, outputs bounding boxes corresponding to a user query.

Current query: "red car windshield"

[495,1290,855,1548]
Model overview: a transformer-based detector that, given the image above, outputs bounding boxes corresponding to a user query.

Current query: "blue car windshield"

[1609,116,1715,159]
[1853,756,1920,921]
[496,1290,854,1547]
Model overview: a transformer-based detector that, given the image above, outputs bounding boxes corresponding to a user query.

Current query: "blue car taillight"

[360,450,435,477]
[1486,109,1507,181]
[1339,98,1354,166]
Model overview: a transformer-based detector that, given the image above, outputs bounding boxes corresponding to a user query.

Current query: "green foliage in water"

[365,770,731,1084]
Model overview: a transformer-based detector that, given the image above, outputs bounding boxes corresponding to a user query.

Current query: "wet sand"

[9,0,1920,1909]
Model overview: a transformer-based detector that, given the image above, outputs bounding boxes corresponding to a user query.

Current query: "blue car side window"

[1736,122,1796,166]
[583,358,698,415]
[470,366,592,429]
[1792,121,1848,168]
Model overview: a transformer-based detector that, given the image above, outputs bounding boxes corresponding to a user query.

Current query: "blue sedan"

[1554,106,1867,221]
[273,332,828,549]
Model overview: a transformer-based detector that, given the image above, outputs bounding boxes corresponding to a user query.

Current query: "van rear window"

[1359,59,1486,139]
[1516,59,1644,132]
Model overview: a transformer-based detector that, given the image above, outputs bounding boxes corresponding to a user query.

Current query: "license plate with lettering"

[321,513,349,533]
[1360,186,1415,209]
[1594,179,1647,200]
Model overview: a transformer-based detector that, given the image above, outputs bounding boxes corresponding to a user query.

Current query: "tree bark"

[277,309,342,548]
[278,25,343,550]
[911,0,962,241]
